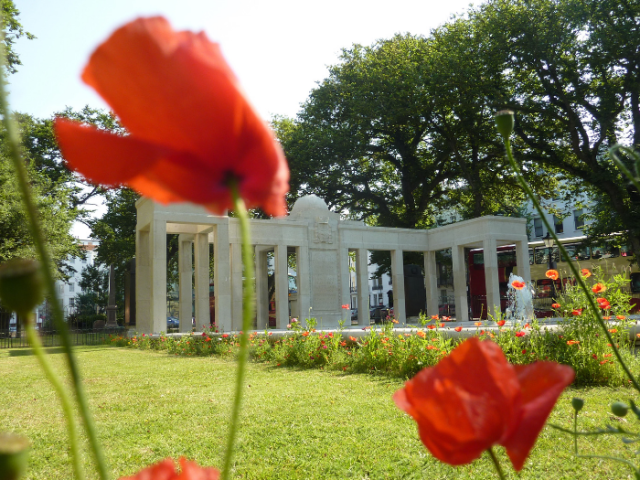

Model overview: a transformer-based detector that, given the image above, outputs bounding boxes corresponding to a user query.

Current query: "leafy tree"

[78,263,108,310]
[471,0,640,265]
[1,0,34,74]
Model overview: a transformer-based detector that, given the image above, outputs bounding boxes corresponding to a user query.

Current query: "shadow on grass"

[7,345,113,357]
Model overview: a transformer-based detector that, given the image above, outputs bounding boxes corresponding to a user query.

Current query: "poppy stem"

[24,314,85,480]
[221,182,255,480]
[574,410,579,456]
[0,22,110,480]
[499,131,640,394]
[487,448,506,480]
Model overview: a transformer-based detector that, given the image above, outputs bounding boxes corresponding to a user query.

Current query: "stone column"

[390,249,406,325]
[194,232,210,331]
[483,237,501,320]
[356,248,370,326]
[255,245,269,330]
[230,242,243,331]
[178,234,193,333]
[150,219,167,333]
[105,264,118,327]
[135,226,151,333]
[339,247,351,320]
[424,250,439,318]
[296,246,311,325]
[515,239,531,284]
[214,223,232,333]
[451,245,469,322]
[275,244,289,329]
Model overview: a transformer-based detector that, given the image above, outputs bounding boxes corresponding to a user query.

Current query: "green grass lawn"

[0,345,638,479]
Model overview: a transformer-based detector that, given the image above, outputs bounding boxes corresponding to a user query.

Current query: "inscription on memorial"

[309,249,339,310]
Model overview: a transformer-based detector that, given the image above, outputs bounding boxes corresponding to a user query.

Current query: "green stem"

[221,183,255,480]
[574,411,578,456]
[487,447,506,480]
[25,316,85,480]
[0,30,110,480]
[501,137,640,393]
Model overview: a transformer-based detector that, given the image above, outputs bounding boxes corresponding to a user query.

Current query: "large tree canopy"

[471,0,640,263]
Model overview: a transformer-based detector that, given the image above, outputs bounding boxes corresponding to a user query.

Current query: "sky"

[9,0,478,236]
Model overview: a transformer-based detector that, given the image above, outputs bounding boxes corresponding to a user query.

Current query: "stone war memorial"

[135,194,531,334]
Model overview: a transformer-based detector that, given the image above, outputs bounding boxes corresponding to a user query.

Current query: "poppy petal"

[54,118,168,185]
[118,458,176,480]
[502,362,575,471]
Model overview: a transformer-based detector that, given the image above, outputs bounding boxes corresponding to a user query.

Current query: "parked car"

[167,317,179,329]
[350,308,358,321]
[369,307,390,324]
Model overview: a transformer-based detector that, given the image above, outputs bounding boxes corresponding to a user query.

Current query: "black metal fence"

[0,328,126,349]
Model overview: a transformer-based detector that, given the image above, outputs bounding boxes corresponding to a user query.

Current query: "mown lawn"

[0,345,638,479]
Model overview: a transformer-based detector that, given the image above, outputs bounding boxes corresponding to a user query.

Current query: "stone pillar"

[483,237,501,320]
[135,226,151,333]
[356,248,370,326]
[296,246,311,325]
[339,247,351,319]
[275,244,289,329]
[194,232,210,331]
[515,239,531,284]
[178,234,193,333]
[214,223,232,333]
[424,250,439,318]
[390,249,406,325]
[105,264,118,327]
[231,242,243,331]
[451,245,469,322]
[255,246,269,330]
[149,219,167,333]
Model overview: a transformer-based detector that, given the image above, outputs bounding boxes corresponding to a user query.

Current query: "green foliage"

[0,0,34,74]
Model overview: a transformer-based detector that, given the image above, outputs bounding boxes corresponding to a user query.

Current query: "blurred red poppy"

[394,338,574,470]
[515,331,526,337]
[592,283,606,294]
[496,320,506,327]
[511,280,525,290]
[119,457,219,479]
[551,303,561,309]
[341,304,350,309]
[596,298,610,309]
[55,17,289,216]
[454,326,462,332]
[545,269,559,280]
[572,309,583,316]
[581,269,592,278]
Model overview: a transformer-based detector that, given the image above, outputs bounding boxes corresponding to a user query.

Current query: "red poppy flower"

[427,325,436,330]
[394,338,574,471]
[616,315,626,320]
[566,340,579,346]
[608,329,618,333]
[454,326,462,332]
[442,316,451,321]
[515,331,526,337]
[417,331,427,338]
[341,304,350,309]
[581,269,592,278]
[572,309,582,316]
[426,345,438,350]
[596,298,610,309]
[474,322,483,327]
[551,303,561,309]
[439,323,445,328]
[511,280,526,290]
[592,283,607,294]
[496,320,506,327]
[430,315,439,320]
[54,17,289,216]
[545,269,559,280]
[119,457,219,479]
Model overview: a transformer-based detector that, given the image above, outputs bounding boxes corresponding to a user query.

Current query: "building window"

[58,284,64,294]
[81,257,87,264]
[69,283,75,293]
[69,297,75,308]
[533,217,543,237]
[573,209,584,230]
[554,215,564,234]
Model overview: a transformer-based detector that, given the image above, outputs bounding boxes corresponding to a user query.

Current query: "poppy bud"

[0,433,29,480]
[571,397,584,413]
[0,259,44,318]
[495,110,515,139]
[611,401,629,417]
